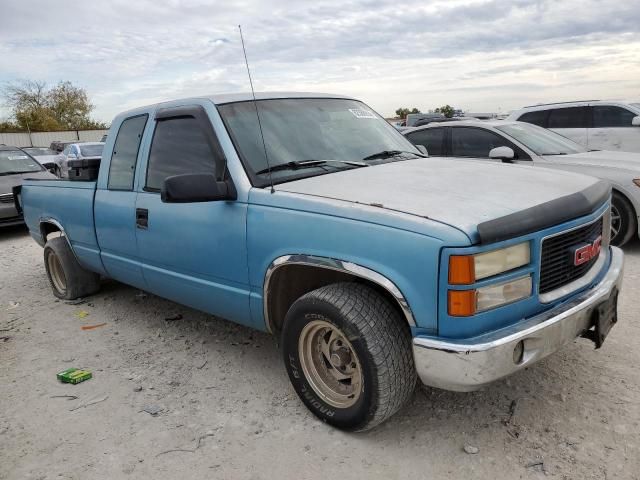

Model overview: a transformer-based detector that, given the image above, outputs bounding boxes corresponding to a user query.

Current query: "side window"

[145,116,221,191]
[108,114,148,190]
[547,107,589,128]
[451,127,511,157]
[405,128,445,156]
[518,110,548,127]
[593,106,636,128]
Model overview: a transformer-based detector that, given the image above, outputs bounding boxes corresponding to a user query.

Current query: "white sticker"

[7,155,28,160]
[348,108,377,119]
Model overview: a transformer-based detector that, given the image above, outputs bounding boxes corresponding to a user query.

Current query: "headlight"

[448,275,532,317]
[449,242,530,284]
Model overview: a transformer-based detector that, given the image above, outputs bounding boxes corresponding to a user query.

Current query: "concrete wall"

[0,129,109,148]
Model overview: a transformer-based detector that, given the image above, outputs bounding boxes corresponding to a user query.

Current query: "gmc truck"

[16,93,623,431]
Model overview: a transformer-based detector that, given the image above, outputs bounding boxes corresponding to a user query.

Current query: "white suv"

[508,100,640,153]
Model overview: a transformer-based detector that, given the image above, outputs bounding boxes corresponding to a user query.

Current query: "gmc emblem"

[569,236,602,266]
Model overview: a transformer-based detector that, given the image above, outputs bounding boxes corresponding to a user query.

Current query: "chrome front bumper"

[413,246,624,392]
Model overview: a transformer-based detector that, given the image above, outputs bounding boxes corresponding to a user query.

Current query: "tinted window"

[108,115,148,190]
[405,128,445,156]
[146,116,220,191]
[518,110,548,127]
[80,144,104,157]
[451,127,510,157]
[547,107,589,128]
[593,106,636,127]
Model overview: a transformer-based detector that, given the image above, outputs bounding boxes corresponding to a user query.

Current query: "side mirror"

[632,116,640,127]
[415,145,429,156]
[161,173,236,203]
[489,146,515,162]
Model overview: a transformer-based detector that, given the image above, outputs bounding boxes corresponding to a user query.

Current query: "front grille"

[539,217,603,294]
[0,193,14,204]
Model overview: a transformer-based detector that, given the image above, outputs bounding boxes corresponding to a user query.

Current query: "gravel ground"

[1,225,639,480]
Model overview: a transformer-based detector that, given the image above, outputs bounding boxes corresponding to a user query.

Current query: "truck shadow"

[0,224,29,241]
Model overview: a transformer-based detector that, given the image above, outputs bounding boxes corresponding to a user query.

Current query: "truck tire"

[43,236,101,300]
[281,282,416,431]
[611,192,636,247]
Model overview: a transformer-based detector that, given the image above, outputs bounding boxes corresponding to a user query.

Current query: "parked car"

[508,100,640,152]
[58,142,104,178]
[17,93,622,430]
[403,120,640,246]
[49,140,77,154]
[0,145,55,227]
[22,147,64,176]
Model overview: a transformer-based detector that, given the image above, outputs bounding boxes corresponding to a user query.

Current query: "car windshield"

[24,147,57,156]
[218,98,419,186]
[0,150,43,175]
[79,144,104,157]
[496,123,587,155]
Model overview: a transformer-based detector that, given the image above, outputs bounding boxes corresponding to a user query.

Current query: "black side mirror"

[161,173,236,203]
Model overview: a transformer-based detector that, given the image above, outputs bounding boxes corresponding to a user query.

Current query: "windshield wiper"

[362,150,426,161]
[255,159,367,175]
[540,152,568,156]
[0,170,40,176]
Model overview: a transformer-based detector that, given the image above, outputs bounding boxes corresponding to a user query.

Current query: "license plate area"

[581,288,618,348]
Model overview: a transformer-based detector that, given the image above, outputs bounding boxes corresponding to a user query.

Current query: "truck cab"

[18,93,623,431]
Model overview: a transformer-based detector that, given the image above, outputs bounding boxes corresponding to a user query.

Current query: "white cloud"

[1,0,639,121]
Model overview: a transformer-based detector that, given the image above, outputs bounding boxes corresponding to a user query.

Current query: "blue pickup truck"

[17,93,623,431]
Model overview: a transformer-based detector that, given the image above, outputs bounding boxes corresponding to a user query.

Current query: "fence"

[0,129,109,148]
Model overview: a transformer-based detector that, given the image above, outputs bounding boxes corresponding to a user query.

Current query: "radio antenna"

[238,24,274,194]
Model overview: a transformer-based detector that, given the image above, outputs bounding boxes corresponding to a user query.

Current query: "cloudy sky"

[1,0,639,122]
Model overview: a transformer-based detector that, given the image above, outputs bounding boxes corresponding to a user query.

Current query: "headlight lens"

[449,242,530,284]
[448,275,532,317]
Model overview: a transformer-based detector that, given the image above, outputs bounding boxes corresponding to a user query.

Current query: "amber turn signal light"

[448,290,476,317]
[449,255,475,284]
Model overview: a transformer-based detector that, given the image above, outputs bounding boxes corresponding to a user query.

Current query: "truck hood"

[541,150,640,172]
[0,170,56,195]
[274,158,607,243]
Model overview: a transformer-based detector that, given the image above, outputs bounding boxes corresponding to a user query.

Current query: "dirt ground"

[1,225,639,480]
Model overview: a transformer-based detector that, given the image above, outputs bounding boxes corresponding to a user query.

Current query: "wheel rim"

[611,204,622,242]
[47,252,67,294]
[298,320,363,409]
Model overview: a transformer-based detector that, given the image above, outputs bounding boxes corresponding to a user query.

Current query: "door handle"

[136,208,148,229]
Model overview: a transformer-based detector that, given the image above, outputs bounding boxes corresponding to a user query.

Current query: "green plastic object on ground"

[57,368,92,384]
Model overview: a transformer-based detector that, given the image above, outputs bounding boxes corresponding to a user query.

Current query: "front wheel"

[281,283,416,431]
[611,192,636,247]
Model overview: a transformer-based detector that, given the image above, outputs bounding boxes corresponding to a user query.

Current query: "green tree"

[395,107,421,119]
[2,80,107,131]
[434,105,454,118]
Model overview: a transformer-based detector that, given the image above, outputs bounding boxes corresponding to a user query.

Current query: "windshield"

[24,147,57,156]
[218,98,419,186]
[496,123,587,155]
[79,144,104,157]
[0,150,43,175]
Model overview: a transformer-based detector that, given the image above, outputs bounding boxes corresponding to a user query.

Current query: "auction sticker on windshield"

[349,108,377,119]
[8,155,29,160]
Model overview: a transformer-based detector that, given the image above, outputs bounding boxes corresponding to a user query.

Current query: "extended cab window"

[547,107,589,128]
[450,127,511,157]
[108,114,148,190]
[146,116,220,191]
[593,106,636,127]
[405,128,445,156]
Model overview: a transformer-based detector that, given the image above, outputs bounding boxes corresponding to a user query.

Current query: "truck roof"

[116,92,356,120]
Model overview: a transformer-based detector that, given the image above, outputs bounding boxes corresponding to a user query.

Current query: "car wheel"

[281,282,416,431]
[43,236,100,300]
[610,192,636,247]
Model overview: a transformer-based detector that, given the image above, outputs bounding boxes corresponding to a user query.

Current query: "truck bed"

[21,179,104,274]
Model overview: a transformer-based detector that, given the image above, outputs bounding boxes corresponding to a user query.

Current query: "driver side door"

[134,105,252,326]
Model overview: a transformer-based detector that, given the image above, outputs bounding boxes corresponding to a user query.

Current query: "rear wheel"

[281,282,416,431]
[611,192,636,247]
[43,236,100,300]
